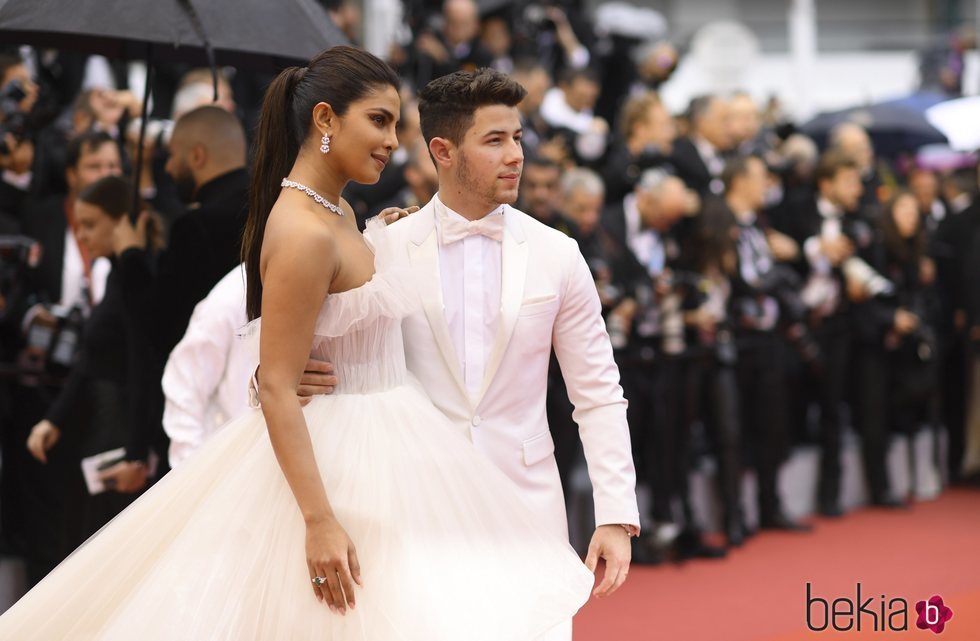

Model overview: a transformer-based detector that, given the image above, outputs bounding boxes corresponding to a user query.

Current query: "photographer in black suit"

[111,106,248,476]
[3,130,121,584]
[782,150,881,516]
[720,156,811,532]
[852,192,939,506]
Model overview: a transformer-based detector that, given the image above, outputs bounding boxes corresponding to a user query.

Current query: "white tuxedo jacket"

[372,200,639,539]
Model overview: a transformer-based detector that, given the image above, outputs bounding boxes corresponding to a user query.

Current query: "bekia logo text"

[806,583,953,634]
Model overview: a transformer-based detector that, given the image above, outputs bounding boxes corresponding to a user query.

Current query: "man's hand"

[584,524,632,598]
[767,230,799,262]
[297,359,338,405]
[379,205,419,226]
[894,308,920,335]
[26,419,60,463]
[97,460,148,493]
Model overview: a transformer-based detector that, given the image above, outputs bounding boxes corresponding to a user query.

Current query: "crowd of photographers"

[0,0,977,589]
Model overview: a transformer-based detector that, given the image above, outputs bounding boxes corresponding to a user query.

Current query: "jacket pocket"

[522,430,556,466]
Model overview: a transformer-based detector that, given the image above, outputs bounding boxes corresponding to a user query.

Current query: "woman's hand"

[26,420,60,463]
[97,460,149,493]
[306,515,362,613]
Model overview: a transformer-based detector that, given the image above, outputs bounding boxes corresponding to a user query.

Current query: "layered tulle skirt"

[0,380,593,640]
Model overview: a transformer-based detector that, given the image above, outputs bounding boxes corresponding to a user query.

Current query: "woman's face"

[74,201,117,258]
[891,194,921,239]
[329,85,401,185]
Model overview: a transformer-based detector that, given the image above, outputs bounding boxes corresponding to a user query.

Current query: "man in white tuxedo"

[288,69,640,640]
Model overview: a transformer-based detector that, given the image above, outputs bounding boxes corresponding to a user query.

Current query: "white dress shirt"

[162,265,257,467]
[433,195,503,398]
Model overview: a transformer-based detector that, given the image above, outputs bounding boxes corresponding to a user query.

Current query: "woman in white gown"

[0,46,593,640]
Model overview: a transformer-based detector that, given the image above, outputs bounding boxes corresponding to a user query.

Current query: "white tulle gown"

[0,220,594,640]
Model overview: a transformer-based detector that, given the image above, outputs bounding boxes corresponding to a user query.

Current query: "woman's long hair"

[241,46,400,320]
[879,191,926,267]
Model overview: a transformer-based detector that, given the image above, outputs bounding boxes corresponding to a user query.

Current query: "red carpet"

[574,489,980,640]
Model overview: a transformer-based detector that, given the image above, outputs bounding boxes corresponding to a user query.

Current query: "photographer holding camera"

[1,129,121,583]
[602,170,726,561]
[851,192,941,505]
[0,53,39,228]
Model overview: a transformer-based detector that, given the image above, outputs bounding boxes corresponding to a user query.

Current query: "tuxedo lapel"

[408,207,470,401]
[477,208,528,403]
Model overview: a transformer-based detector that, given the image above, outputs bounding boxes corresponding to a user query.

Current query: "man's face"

[634,102,675,153]
[838,128,874,174]
[563,187,603,236]
[521,163,561,221]
[697,98,732,150]
[822,167,864,211]
[728,95,760,147]
[165,131,198,203]
[444,0,479,46]
[451,104,524,211]
[638,177,689,231]
[68,142,122,195]
[516,68,551,115]
[563,77,599,114]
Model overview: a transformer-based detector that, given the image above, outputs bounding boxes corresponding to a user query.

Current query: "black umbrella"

[800,100,948,157]
[0,0,349,218]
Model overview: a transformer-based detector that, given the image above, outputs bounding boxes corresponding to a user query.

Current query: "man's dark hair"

[0,54,23,84]
[722,154,765,192]
[814,148,859,186]
[687,94,718,127]
[524,153,560,172]
[557,66,599,87]
[418,68,527,146]
[65,130,116,169]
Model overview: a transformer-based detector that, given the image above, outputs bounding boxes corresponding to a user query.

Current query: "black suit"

[783,197,868,510]
[20,195,70,309]
[117,167,249,359]
[670,137,716,197]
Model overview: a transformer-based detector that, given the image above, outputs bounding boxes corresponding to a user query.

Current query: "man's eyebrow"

[482,127,524,137]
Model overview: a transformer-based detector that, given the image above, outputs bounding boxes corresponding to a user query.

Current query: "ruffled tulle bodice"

[243,216,420,395]
[309,271,417,394]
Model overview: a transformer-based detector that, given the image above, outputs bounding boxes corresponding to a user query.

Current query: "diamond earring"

[320,133,331,154]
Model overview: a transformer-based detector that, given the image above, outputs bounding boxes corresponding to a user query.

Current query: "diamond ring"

[312,576,327,587]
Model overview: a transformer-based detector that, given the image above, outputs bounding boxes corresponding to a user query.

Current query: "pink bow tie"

[439,214,505,244]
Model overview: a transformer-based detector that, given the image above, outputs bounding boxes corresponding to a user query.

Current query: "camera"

[24,304,85,377]
[0,235,41,318]
[0,78,30,156]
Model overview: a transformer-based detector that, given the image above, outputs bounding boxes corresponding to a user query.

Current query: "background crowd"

[0,0,978,599]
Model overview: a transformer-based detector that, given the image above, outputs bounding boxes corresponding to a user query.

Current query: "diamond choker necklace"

[280,178,344,217]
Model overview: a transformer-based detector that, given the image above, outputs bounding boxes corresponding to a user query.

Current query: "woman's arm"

[258,210,360,614]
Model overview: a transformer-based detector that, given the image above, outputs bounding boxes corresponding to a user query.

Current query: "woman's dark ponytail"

[242,66,305,321]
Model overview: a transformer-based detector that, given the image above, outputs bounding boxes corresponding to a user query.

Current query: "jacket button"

[471,415,482,427]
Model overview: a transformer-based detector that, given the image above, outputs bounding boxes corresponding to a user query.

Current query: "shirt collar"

[817,196,843,219]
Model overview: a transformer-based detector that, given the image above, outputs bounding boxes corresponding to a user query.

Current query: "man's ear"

[189,142,207,170]
[428,137,454,171]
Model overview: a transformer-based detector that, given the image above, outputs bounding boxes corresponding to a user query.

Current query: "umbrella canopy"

[0,0,348,68]
[0,0,349,220]
[926,96,980,152]
[800,98,948,157]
